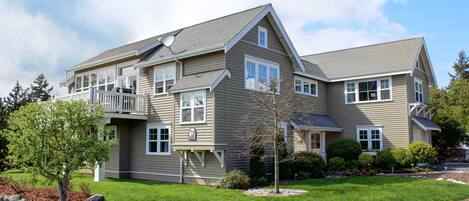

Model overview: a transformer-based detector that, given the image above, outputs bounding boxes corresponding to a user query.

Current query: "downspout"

[175,58,184,183]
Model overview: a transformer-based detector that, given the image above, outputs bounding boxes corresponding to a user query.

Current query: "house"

[57,4,440,184]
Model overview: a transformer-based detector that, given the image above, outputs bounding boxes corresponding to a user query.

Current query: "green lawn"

[2,170,469,201]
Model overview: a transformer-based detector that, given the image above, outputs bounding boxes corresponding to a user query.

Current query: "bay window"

[357,126,382,151]
[345,77,392,103]
[180,90,206,124]
[294,78,318,96]
[154,64,176,95]
[146,123,171,155]
[244,56,280,93]
[414,78,423,103]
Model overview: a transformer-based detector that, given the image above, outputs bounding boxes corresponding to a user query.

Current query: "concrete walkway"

[435,162,469,172]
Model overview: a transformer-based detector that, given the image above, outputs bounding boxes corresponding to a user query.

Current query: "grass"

[2,170,469,201]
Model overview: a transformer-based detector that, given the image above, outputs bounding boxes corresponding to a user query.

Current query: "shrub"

[328,157,345,172]
[291,152,326,178]
[376,148,412,170]
[249,159,265,178]
[345,160,360,172]
[8,178,27,194]
[359,154,374,168]
[220,170,250,190]
[391,148,412,168]
[409,141,438,164]
[79,183,92,198]
[376,148,397,169]
[250,176,269,187]
[327,139,362,161]
[279,160,293,179]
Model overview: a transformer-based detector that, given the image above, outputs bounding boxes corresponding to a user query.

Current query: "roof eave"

[294,71,330,82]
[329,70,412,82]
[67,50,138,72]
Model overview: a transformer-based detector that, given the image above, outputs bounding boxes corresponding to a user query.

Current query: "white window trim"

[414,78,423,103]
[75,67,116,93]
[153,63,176,95]
[279,122,288,141]
[344,77,393,104]
[104,125,118,141]
[180,90,207,125]
[258,26,268,48]
[146,123,171,156]
[356,125,383,152]
[294,77,318,97]
[244,55,280,94]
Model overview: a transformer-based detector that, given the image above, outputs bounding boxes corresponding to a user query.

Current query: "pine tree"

[0,98,7,129]
[449,50,469,82]
[30,73,53,101]
[5,81,30,113]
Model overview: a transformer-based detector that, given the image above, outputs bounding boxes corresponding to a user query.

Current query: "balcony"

[56,88,148,120]
[408,102,433,119]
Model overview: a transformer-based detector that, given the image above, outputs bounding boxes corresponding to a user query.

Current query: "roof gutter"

[134,44,225,69]
[329,70,412,82]
[67,50,137,72]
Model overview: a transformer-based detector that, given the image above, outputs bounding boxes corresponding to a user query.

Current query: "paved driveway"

[436,162,469,172]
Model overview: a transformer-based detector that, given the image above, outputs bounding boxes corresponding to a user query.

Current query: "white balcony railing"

[56,88,147,115]
[409,102,433,119]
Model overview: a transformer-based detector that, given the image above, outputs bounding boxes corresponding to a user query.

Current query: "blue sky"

[0,0,467,96]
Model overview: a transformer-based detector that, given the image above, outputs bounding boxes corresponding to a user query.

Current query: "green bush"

[345,160,360,172]
[249,159,265,178]
[328,157,345,172]
[376,148,412,169]
[409,141,438,164]
[250,176,268,187]
[291,152,325,178]
[327,139,362,161]
[279,160,293,179]
[359,154,374,168]
[220,170,250,190]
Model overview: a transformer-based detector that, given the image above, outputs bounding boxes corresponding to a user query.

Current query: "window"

[356,126,382,151]
[146,124,171,155]
[180,90,206,124]
[75,68,115,93]
[279,122,288,141]
[244,56,280,93]
[294,78,318,96]
[258,27,268,48]
[345,77,392,103]
[75,76,82,92]
[154,64,176,95]
[103,126,118,141]
[311,134,320,149]
[414,78,423,103]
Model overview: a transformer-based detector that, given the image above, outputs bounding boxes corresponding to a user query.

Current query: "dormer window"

[258,27,268,48]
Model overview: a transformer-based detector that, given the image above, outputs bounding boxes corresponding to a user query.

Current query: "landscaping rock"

[6,195,21,201]
[87,194,105,201]
[244,188,308,197]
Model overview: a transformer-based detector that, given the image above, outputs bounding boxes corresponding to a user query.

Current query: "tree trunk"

[272,89,280,194]
[58,172,70,201]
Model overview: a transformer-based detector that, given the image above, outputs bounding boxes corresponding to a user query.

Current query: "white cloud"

[0,0,98,97]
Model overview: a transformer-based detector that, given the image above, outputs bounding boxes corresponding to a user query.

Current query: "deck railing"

[56,88,147,115]
[408,102,433,119]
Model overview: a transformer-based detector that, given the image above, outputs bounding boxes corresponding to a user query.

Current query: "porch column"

[319,131,326,159]
[94,164,105,182]
[306,130,312,152]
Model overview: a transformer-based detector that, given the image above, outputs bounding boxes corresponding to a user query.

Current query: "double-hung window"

[146,124,171,155]
[357,126,382,151]
[244,56,280,93]
[345,77,392,103]
[180,90,206,124]
[414,78,423,103]
[103,126,118,141]
[75,69,113,93]
[258,27,268,48]
[154,64,176,95]
[294,78,318,96]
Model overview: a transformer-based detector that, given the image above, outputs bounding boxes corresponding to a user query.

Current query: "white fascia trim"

[224,5,305,72]
[294,71,330,82]
[330,70,412,82]
[210,69,231,92]
[134,44,225,69]
[411,117,441,132]
[411,39,438,86]
[67,50,137,72]
[170,86,209,94]
[290,121,343,132]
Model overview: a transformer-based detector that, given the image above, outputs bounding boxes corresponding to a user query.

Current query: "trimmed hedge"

[376,147,412,169]
[409,141,438,164]
[249,159,265,179]
[291,152,326,178]
[328,157,345,172]
[327,139,362,161]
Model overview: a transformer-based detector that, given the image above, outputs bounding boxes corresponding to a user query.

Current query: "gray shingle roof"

[301,38,424,81]
[412,116,441,132]
[169,69,227,93]
[291,114,343,132]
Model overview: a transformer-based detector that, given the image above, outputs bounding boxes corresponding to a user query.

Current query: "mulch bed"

[0,185,87,201]
[379,171,469,184]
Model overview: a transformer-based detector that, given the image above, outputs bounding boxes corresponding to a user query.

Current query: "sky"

[0,0,467,97]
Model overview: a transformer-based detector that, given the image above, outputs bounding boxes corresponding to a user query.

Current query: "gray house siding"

[183,52,225,76]
[326,74,411,148]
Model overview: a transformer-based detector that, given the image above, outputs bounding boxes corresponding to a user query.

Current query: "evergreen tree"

[0,98,8,171]
[0,98,7,129]
[449,50,469,82]
[5,81,30,113]
[30,73,53,101]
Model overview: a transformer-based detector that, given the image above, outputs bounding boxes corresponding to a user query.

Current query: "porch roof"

[412,116,441,132]
[169,69,231,93]
[291,114,343,132]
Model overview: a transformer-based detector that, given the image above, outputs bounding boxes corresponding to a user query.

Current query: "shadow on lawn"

[281,176,423,188]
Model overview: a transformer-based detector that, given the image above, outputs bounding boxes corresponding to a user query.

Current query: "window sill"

[294,91,318,97]
[180,121,207,125]
[345,99,393,105]
[153,92,170,97]
[146,152,171,156]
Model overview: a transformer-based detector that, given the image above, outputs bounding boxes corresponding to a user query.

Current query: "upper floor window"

[75,68,114,93]
[345,77,392,104]
[357,126,382,151]
[146,123,171,155]
[154,64,176,95]
[294,78,318,96]
[245,56,280,93]
[258,27,268,48]
[414,78,423,103]
[103,126,118,141]
[180,90,206,124]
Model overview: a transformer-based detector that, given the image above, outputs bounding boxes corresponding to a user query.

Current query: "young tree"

[5,81,30,113]
[30,74,53,101]
[449,50,469,81]
[5,100,114,201]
